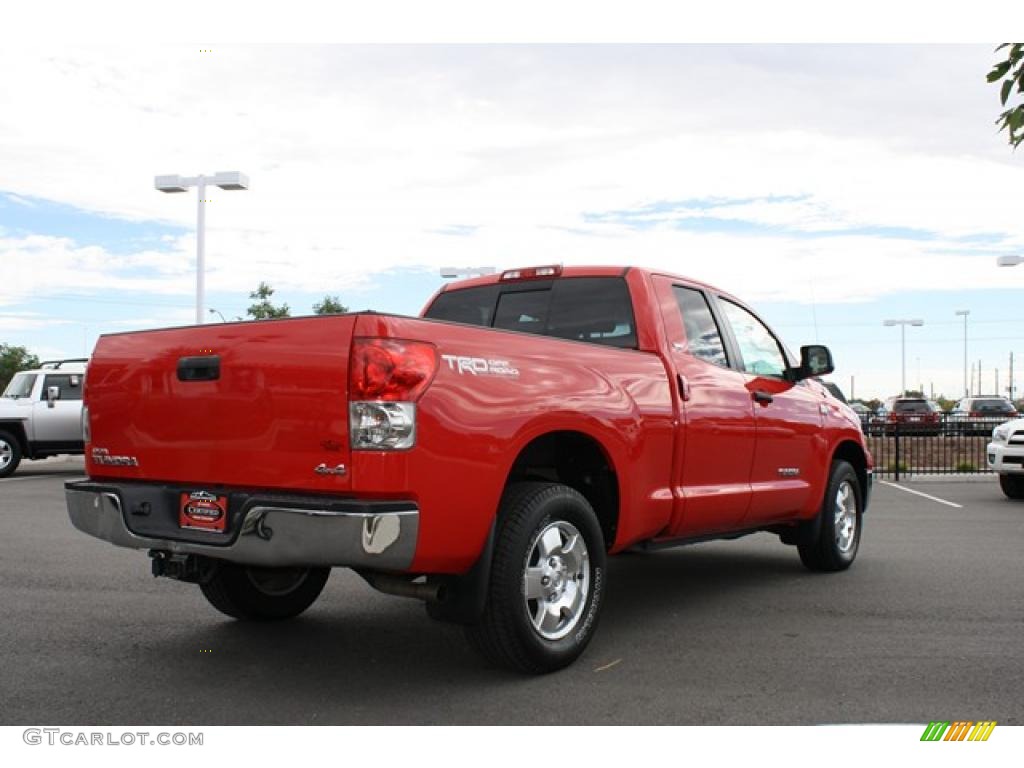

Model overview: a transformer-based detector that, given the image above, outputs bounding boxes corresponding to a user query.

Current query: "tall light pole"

[883,318,924,396]
[955,310,969,398]
[155,171,249,324]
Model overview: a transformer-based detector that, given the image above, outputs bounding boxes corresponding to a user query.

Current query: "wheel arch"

[504,430,621,550]
[0,421,28,454]
[831,439,869,506]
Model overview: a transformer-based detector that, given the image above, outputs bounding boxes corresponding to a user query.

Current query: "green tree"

[246,282,291,320]
[312,295,349,315]
[0,343,41,392]
[987,43,1024,149]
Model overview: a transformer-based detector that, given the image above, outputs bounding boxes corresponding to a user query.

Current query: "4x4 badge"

[314,463,347,476]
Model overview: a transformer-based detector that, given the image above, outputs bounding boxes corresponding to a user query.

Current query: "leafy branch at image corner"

[987,43,1024,150]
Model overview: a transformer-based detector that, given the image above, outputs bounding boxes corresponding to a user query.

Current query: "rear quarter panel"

[352,314,676,573]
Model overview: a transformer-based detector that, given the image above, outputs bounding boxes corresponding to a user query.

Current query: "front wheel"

[798,460,863,572]
[199,563,330,620]
[466,482,607,674]
[999,474,1024,500]
[0,430,22,479]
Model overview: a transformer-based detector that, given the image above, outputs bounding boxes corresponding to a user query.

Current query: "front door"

[715,298,823,524]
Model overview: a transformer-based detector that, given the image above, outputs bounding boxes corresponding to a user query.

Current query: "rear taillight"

[350,338,437,402]
[81,404,91,443]
[970,411,982,418]
[349,338,437,451]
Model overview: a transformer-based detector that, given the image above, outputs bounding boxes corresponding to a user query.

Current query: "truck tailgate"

[85,315,357,491]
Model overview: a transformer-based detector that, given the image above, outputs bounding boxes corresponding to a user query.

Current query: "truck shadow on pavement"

[126,542,809,722]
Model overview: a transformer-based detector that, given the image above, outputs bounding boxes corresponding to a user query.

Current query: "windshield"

[2,373,37,399]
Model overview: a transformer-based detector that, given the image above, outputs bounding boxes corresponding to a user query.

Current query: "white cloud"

[0,45,1020,311]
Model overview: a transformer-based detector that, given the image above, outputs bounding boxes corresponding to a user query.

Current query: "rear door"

[715,297,823,524]
[653,276,755,536]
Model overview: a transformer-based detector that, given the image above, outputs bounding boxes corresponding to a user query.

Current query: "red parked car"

[880,397,942,436]
[66,266,873,673]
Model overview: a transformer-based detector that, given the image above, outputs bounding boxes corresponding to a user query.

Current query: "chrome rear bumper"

[65,485,418,570]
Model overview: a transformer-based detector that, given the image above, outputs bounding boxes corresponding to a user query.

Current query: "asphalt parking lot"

[1,460,1021,725]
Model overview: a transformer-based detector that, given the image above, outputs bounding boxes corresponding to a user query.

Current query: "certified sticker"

[179,491,228,532]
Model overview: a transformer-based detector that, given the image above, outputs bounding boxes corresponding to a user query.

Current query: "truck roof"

[436,264,724,298]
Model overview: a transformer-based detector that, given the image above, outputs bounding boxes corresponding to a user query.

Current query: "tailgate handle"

[177,355,220,382]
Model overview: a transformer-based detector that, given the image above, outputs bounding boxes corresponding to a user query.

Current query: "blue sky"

[1,45,1022,400]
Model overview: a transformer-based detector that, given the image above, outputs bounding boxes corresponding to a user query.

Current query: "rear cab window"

[425,277,638,349]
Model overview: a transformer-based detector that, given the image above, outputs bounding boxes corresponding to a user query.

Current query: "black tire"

[999,474,1024,500]
[798,460,862,572]
[465,482,607,674]
[0,430,22,479]
[199,562,330,620]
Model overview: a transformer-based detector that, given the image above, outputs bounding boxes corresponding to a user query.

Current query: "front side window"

[671,286,728,367]
[719,299,787,378]
[2,373,37,399]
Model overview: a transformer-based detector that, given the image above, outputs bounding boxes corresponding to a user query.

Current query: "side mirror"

[46,386,60,408]
[789,344,834,381]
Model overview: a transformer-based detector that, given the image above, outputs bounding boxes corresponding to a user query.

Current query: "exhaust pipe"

[358,571,445,602]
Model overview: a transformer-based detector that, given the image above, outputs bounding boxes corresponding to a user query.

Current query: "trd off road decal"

[440,354,519,377]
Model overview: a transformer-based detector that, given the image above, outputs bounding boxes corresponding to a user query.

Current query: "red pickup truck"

[66,265,872,673]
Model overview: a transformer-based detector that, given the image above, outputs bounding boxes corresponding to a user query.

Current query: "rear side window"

[425,277,637,349]
[671,286,728,367]
[41,373,84,401]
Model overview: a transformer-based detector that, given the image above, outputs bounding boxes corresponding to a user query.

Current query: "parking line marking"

[878,480,963,509]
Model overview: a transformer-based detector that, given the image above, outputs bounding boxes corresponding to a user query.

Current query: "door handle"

[676,374,691,402]
[752,390,774,405]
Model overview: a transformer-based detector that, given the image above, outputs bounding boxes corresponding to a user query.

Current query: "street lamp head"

[154,175,188,193]
[884,318,924,327]
[910,319,924,326]
[213,171,249,191]
[955,310,970,317]
[997,254,1023,267]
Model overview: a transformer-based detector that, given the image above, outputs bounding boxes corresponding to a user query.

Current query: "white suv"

[0,359,87,478]
[987,418,1024,499]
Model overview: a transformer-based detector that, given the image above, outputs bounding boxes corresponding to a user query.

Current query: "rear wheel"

[999,474,1024,500]
[0,430,22,479]
[199,563,330,620]
[466,482,607,674]
[798,460,862,572]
